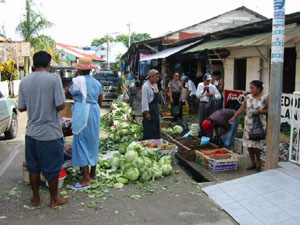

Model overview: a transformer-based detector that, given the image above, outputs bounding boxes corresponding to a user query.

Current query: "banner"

[138,52,152,80]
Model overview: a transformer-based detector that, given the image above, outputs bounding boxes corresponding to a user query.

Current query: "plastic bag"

[249,114,266,141]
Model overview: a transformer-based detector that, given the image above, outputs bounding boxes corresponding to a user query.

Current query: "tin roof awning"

[185,25,300,53]
[140,40,201,62]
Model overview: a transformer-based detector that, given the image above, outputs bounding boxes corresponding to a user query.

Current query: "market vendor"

[202,109,239,149]
[168,72,183,120]
[142,69,160,140]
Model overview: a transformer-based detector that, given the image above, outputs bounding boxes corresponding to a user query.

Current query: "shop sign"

[281,93,300,124]
[224,90,247,107]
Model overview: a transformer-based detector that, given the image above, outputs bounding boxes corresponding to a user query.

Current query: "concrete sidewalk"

[203,162,300,225]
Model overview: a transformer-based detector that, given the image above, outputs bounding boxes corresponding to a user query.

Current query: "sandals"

[256,166,262,172]
[246,165,256,170]
[71,182,91,190]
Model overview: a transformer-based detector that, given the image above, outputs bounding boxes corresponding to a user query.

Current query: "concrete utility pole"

[127,23,133,47]
[106,33,109,70]
[265,0,286,169]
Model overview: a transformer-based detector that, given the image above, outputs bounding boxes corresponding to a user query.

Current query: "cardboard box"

[195,149,239,171]
[59,101,74,118]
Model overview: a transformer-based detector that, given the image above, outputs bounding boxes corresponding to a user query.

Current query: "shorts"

[25,135,64,181]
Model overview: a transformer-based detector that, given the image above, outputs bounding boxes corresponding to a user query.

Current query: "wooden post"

[265,0,285,170]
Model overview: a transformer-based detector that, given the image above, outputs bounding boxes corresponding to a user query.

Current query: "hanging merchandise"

[138,52,152,80]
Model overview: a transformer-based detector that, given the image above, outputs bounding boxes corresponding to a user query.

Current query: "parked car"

[93,70,119,102]
[0,91,18,139]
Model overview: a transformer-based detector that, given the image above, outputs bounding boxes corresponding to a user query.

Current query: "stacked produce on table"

[161,125,183,135]
[66,100,174,189]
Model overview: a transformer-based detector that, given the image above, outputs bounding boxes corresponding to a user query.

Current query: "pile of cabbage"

[102,100,133,129]
[99,101,143,152]
[97,141,173,187]
[162,125,183,135]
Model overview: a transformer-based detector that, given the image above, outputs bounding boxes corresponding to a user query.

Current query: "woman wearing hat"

[66,57,103,190]
[141,69,160,140]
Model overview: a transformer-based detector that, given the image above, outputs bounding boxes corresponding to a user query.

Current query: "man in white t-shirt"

[182,75,196,112]
[196,73,221,136]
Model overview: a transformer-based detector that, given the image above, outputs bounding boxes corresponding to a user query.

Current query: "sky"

[0,0,299,46]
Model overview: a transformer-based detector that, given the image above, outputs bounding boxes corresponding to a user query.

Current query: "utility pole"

[106,33,109,70]
[265,0,285,170]
[127,22,133,47]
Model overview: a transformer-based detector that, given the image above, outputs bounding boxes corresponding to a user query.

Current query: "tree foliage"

[16,0,53,43]
[91,32,151,47]
[16,0,57,70]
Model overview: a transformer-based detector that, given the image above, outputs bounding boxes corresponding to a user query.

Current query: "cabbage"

[148,149,158,161]
[119,143,128,155]
[152,167,162,179]
[132,157,144,168]
[125,151,138,162]
[114,183,124,189]
[140,148,150,157]
[140,168,152,182]
[120,162,132,170]
[116,177,128,184]
[142,157,152,167]
[173,125,183,134]
[162,164,173,176]
[111,156,120,168]
[159,155,172,166]
[124,167,140,181]
[127,141,142,152]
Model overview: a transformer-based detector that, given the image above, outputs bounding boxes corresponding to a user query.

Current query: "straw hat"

[73,57,98,71]
[146,69,159,79]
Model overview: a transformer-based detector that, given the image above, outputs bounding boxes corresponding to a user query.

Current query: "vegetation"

[0,59,20,81]
[16,0,57,72]
[91,32,151,47]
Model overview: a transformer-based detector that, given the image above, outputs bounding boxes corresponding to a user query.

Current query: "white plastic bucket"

[46,175,66,189]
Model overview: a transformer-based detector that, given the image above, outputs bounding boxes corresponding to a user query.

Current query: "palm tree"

[16,0,54,73]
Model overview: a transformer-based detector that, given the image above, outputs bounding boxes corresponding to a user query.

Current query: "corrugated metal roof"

[185,25,300,53]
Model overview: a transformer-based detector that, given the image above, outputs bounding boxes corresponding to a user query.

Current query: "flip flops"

[71,182,91,190]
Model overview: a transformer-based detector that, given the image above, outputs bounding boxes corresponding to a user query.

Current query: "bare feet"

[31,196,40,206]
[49,196,68,208]
[90,174,98,180]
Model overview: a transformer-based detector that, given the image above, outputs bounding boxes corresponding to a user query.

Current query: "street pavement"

[0,104,236,225]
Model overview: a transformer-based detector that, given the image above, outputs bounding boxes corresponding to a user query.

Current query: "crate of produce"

[208,154,238,171]
[195,149,239,171]
[139,139,178,157]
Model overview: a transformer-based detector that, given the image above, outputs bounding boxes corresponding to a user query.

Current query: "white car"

[0,91,18,139]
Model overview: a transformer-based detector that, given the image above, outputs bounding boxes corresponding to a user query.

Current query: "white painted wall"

[223,47,270,93]
[246,57,260,91]
[0,81,9,97]
[224,58,234,90]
